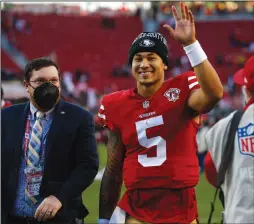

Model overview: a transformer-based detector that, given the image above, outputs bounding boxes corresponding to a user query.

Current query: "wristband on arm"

[183,40,207,67]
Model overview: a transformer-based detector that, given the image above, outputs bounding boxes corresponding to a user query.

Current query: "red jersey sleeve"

[185,71,200,93]
[204,151,217,188]
[97,95,118,132]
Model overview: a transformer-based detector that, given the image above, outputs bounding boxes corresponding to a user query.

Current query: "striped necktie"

[26,111,44,167]
[25,111,44,204]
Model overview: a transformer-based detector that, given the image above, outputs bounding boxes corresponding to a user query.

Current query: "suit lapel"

[14,103,30,163]
[44,100,66,163]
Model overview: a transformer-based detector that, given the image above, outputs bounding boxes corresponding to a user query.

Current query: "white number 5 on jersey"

[135,115,166,167]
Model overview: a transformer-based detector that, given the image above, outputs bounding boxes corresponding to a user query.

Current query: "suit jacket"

[1,99,99,222]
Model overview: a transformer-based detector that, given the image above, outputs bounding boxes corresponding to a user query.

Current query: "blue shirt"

[13,103,54,216]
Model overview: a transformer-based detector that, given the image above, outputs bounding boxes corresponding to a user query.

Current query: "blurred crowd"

[2,2,253,17]
[140,1,253,33]
[1,10,32,50]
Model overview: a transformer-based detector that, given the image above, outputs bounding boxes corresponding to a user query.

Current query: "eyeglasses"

[29,78,60,86]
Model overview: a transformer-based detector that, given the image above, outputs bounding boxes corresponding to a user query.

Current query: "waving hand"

[163,2,196,46]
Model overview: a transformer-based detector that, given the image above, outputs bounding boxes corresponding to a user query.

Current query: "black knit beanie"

[128,32,169,66]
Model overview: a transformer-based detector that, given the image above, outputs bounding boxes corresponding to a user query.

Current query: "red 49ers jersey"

[98,72,200,190]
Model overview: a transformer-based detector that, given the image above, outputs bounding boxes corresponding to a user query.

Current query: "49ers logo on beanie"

[128,32,169,66]
[139,39,155,47]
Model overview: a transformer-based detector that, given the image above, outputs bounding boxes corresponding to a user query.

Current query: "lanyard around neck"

[24,112,45,165]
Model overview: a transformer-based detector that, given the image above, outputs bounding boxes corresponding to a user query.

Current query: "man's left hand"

[34,195,62,221]
[163,1,196,46]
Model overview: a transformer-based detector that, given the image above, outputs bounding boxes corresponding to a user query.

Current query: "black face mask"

[32,82,59,110]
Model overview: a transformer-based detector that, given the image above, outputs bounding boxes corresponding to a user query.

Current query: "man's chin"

[139,80,155,87]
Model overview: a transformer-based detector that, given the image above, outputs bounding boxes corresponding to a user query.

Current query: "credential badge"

[164,88,180,102]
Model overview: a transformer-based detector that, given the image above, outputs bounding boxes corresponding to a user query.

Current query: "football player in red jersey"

[98,2,223,224]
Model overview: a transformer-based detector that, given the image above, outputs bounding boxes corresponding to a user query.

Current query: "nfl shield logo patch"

[142,101,149,109]
[237,123,254,157]
[164,88,180,102]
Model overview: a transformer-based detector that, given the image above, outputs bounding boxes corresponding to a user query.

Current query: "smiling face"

[132,52,167,87]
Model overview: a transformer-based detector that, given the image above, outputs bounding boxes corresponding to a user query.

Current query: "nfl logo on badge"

[238,123,254,157]
[142,101,149,109]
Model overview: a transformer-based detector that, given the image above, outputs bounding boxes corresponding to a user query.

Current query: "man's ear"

[23,80,29,92]
[164,65,168,70]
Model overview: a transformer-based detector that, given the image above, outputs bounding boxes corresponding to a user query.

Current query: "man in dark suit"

[1,57,99,224]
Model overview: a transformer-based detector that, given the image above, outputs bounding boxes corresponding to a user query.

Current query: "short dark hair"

[24,57,59,81]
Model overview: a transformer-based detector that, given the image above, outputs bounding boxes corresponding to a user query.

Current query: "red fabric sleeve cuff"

[204,151,217,188]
